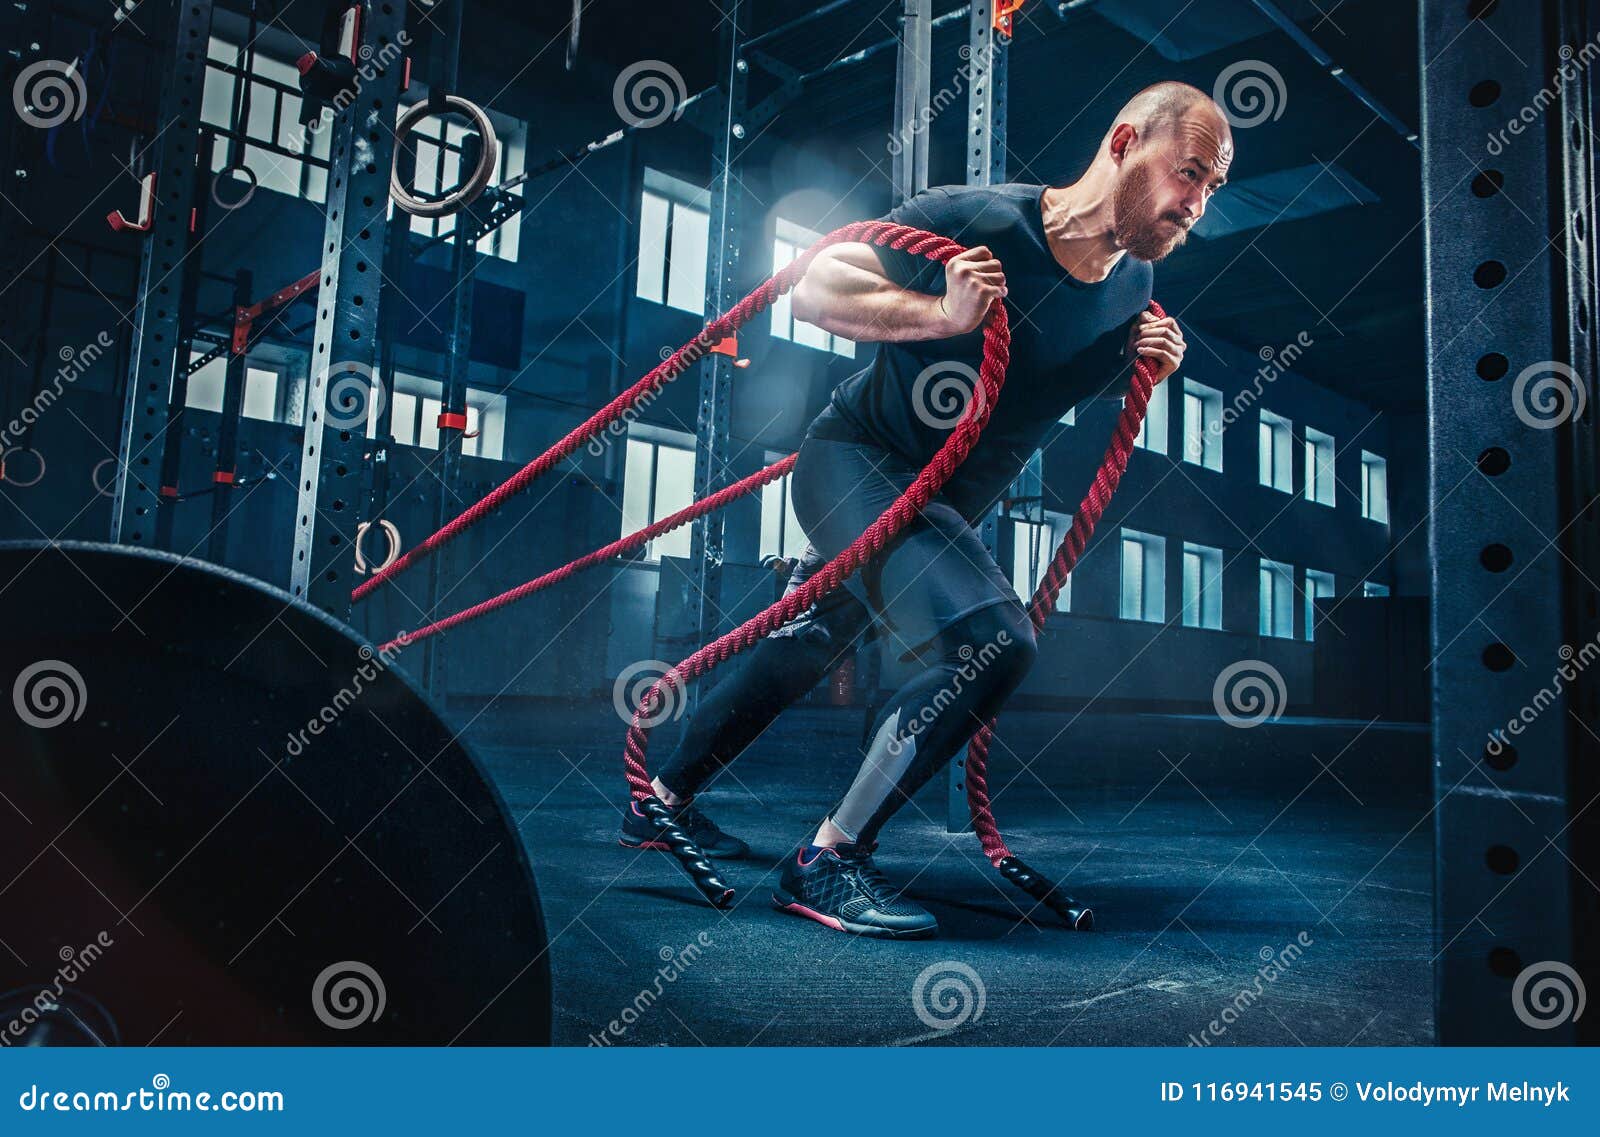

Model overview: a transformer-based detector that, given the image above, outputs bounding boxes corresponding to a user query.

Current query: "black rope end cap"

[638,796,736,909]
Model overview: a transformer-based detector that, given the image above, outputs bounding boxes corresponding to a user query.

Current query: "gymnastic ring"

[0,447,46,487]
[210,163,258,212]
[389,96,499,218]
[354,519,402,574]
[91,457,119,497]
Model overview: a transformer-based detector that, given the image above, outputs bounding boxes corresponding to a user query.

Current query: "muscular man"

[621,81,1230,937]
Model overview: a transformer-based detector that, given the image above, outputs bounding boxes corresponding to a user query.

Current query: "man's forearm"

[806,287,957,344]
[791,249,959,343]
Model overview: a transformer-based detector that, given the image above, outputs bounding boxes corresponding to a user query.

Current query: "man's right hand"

[937,245,1008,335]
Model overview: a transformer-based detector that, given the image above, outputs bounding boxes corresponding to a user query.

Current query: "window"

[759,462,806,560]
[1304,426,1335,506]
[1363,580,1391,598]
[1120,528,1166,622]
[1060,406,1076,426]
[376,372,506,460]
[621,429,696,561]
[1361,451,1389,523]
[1304,568,1335,642]
[1259,557,1295,639]
[1124,377,1169,455]
[637,169,710,314]
[400,98,527,261]
[1011,511,1073,612]
[1181,378,1223,471]
[1259,409,1293,493]
[202,32,331,203]
[770,219,855,358]
[1181,541,1223,630]
[183,352,283,422]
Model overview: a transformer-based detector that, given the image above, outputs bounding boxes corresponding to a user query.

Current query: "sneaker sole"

[771,892,937,939]
[618,837,749,861]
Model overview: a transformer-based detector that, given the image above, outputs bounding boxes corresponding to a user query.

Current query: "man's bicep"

[872,187,954,294]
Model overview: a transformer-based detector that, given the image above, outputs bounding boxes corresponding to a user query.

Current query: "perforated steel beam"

[891,0,931,202]
[685,1,749,712]
[1422,0,1596,1044]
[110,0,214,548]
[289,1,410,617]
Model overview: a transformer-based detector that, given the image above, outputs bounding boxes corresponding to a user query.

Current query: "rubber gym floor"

[469,700,1431,1046]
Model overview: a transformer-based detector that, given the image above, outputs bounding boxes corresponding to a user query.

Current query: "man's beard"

[1112,159,1190,263]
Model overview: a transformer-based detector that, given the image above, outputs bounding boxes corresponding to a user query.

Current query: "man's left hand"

[1128,312,1185,384]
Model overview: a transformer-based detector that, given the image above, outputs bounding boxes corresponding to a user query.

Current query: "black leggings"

[657,600,1036,846]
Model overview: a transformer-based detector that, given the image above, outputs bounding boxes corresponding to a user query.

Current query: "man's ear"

[1108,122,1137,165]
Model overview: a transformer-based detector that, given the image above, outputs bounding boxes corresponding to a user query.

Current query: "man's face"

[1112,112,1233,262]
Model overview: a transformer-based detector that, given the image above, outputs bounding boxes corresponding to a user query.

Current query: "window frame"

[1181,540,1224,630]
[1304,425,1336,506]
[1119,527,1168,623]
[637,169,712,314]
[1124,377,1170,456]
[1011,510,1074,613]
[1258,556,1296,639]
[620,426,697,563]
[1361,450,1390,524]
[1181,377,1224,472]
[1259,409,1294,494]
[1304,568,1335,642]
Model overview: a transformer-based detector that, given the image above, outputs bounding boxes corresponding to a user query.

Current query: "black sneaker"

[772,841,938,938]
[619,797,751,860]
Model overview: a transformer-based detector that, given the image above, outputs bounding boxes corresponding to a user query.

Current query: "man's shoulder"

[896,183,1041,240]
[917,182,1042,212]
[926,181,1043,200]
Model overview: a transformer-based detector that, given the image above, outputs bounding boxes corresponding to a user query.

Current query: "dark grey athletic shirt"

[811,182,1154,522]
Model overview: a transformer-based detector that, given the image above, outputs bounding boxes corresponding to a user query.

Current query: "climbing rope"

[353,220,1161,923]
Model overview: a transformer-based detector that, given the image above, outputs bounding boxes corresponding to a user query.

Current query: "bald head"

[1106,81,1232,151]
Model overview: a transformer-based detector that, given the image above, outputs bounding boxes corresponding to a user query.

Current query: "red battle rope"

[355,219,1160,924]
[963,302,1167,929]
